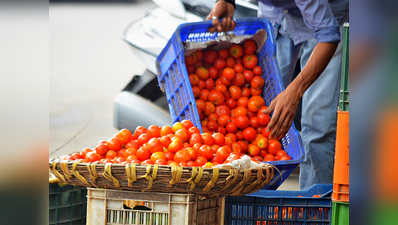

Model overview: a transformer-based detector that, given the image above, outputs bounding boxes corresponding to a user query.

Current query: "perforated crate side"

[87,188,224,225]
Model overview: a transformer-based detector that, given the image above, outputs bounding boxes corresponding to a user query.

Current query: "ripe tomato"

[198,79,205,89]
[201,133,214,146]
[117,129,132,144]
[203,101,215,116]
[226,122,238,133]
[225,153,241,163]
[181,120,194,130]
[236,115,250,129]
[243,70,254,83]
[150,151,166,162]
[251,76,265,89]
[209,67,219,79]
[226,98,237,109]
[107,137,122,151]
[248,144,260,156]
[243,40,257,55]
[199,89,210,101]
[195,156,208,166]
[160,126,174,137]
[146,125,160,139]
[253,66,262,76]
[134,126,147,138]
[118,148,126,157]
[248,99,261,112]
[218,49,229,59]
[275,150,288,160]
[249,117,260,129]
[223,68,236,80]
[187,65,195,74]
[189,74,200,86]
[168,161,178,166]
[192,86,200,98]
[215,147,229,161]
[196,99,206,112]
[208,90,225,106]
[185,54,197,66]
[256,136,269,149]
[137,133,151,146]
[262,127,272,138]
[105,150,117,159]
[264,154,276,162]
[147,138,163,153]
[195,60,204,68]
[164,151,174,161]
[123,148,137,158]
[174,150,191,163]
[186,147,198,161]
[279,155,292,161]
[214,126,224,135]
[235,106,248,117]
[208,113,218,121]
[240,88,249,99]
[233,64,244,73]
[214,104,230,117]
[161,137,173,150]
[207,120,218,131]
[268,140,283,155]
[218,114,230,127]
[187,161,198,167]
[235,130,243,141]
[258,114,271,126]
[242,54,258,69]
[175,129,189,142]
[155,159,168,165]
[168,137,184,153]
[198,145,213,160]
[243,127,257,141]
[204,49,217,64]
[84,152,100,162]
[226,57,236,68]
[231,73,244,87]
[125,155,138,162]
[250,87,262,96]
[215,83,227,94]
[211,155,224,164]
[205,78,215,90]
[136,146,151,161]
[142,159,154,165]
[220,75,232,86]
[213,57,227,70]
[194,50,203,60]
[237,97,249,108]
[201,120,208,128]
[229,44,244,59]
[229,85,242,100]
[212,133,225,146]
[95,144,109,156]
[188,126,201,136]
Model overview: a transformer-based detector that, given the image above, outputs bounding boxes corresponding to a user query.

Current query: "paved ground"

[49,1,299,190]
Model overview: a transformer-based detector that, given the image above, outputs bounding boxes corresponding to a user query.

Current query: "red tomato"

[232,72,245,86]
[175,129,190,142]
[198,145,213,160]
[189,133,203,146]
[279,155,292,161]
[223,68,236,80]
[243,40,257,55]
[134,126,147,138]
[215,84,227,94]
[95,144,109,156]
[241,87,251,98]
[233,64,244,73]
[174,150,191,163]
[147,138,163,153]
[107,137,122,151]
[136,146,151,161]
[206,120,218,132]
[201,133,214,146]
[226,98,237,109]
[160,136,171,148]
[212,133,225,146]
[164,151,174,161]
[155,159,168,165]
[213,57,227,70]
[243,70,254,83]
[196,66,209,80]
[117,129,132,144]
[105,150,117,159]
[226,57,236,68]
[251,76,265,89]
[188,126,201,136]
[215,105,231,117]
[242,54,258,69]
[226,122,238,133]
[211,155,224,164]
[208,90,225,106]
[137,133,151,146]
[189,74,200,86]
[168,137,184,153]
[218,49,229,59]
[160,126,174,137]
[268,140,283,155]
[205,78,215,90]
[195,156,208,166]
[142,159,154,165]
[235,115,250,129]
[243,127,257,141]
[217,126,227,135]
[150,151,166,162]
[187,161,198,167]
[229,44,244,59]
[203,49,217,64]
[253,66,262,76]
[209,67,219,79]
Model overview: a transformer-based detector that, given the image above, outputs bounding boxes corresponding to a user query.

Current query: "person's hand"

[263,87,301,140]
[206,0,236,33]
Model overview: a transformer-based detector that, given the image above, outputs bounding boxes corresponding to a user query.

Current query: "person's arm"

[206,0,236,32]
[264,42,338,140]
[264,0,341,140]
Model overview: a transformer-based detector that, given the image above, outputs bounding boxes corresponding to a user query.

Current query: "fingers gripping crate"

[86,188,225,225]
[156,18,305,190]
[225,184,333,225]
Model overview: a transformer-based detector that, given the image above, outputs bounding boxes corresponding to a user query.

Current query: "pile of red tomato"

[58,40,293,167]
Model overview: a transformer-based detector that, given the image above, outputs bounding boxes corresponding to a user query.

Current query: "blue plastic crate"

[156,18,304,190]
[225,184,333,225]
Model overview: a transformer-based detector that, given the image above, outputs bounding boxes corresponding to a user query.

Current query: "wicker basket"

[49,159,274,196]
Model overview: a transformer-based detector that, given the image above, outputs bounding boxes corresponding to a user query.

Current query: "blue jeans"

[276,19,343,190]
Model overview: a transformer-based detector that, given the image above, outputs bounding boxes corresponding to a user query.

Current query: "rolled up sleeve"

[295,0,340,43]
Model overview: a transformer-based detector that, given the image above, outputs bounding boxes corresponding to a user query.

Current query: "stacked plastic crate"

[331,22,349,225]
